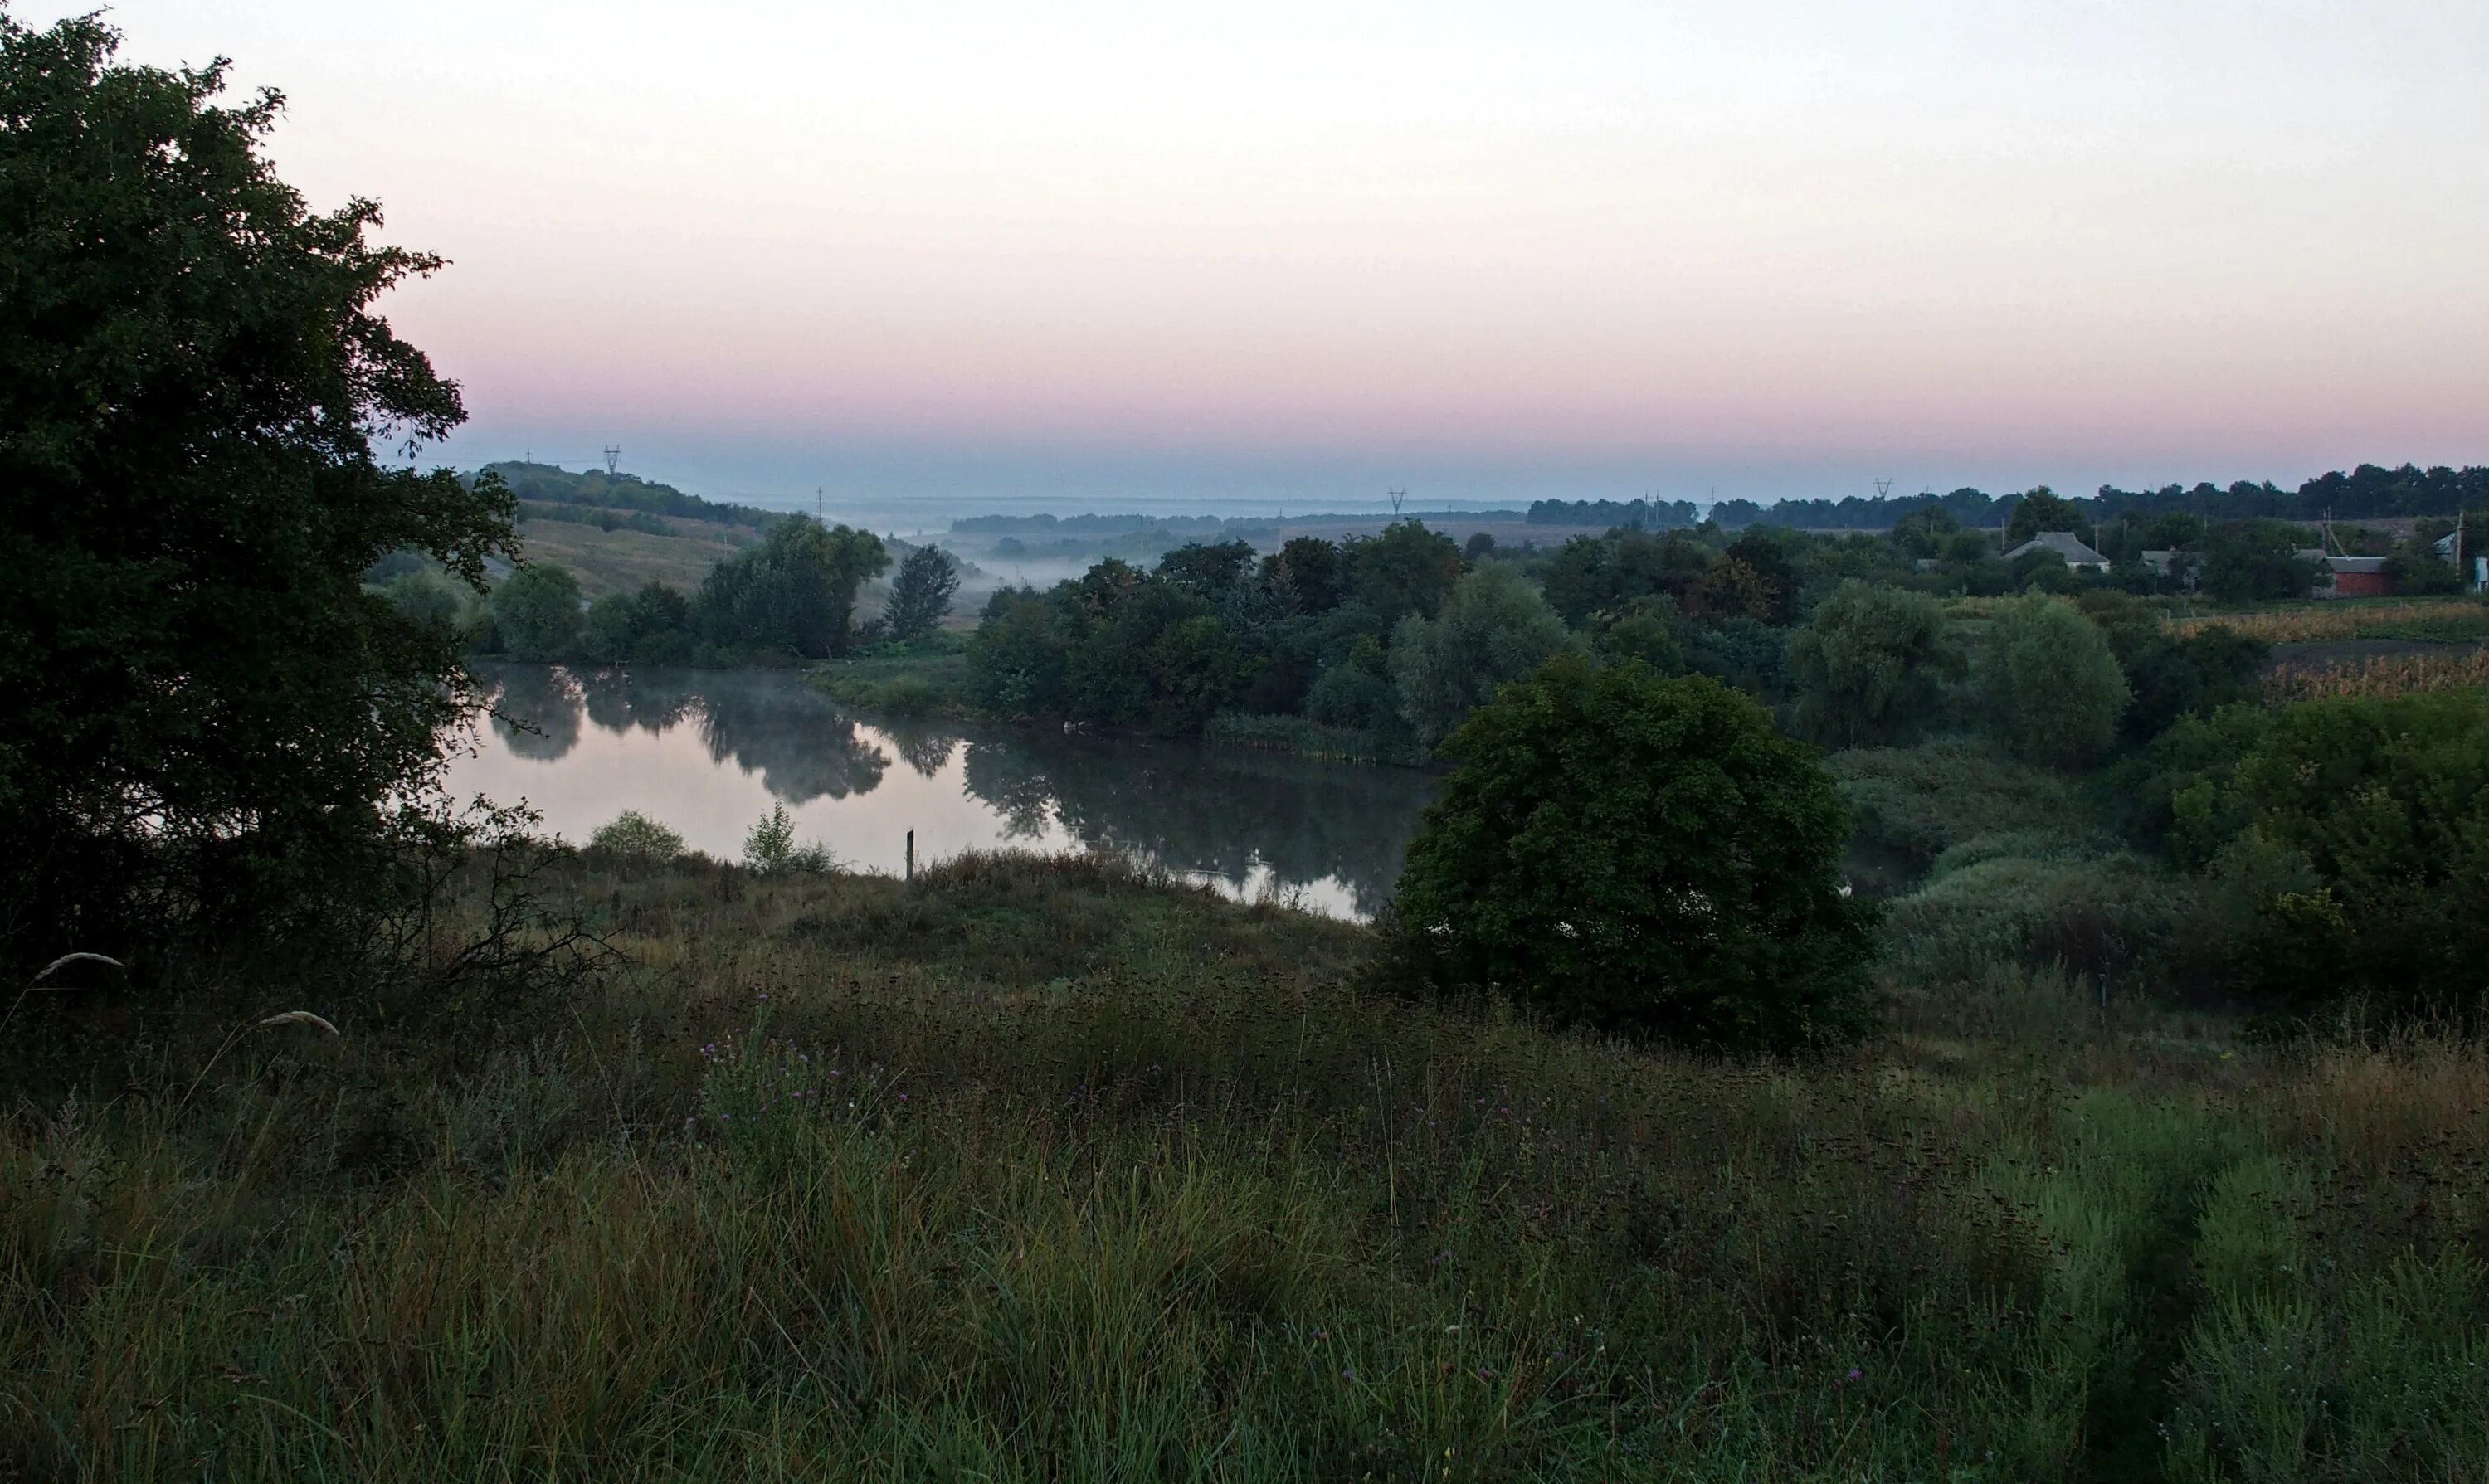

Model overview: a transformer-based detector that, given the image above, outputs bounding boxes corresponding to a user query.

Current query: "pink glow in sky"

[37,1,2489,504]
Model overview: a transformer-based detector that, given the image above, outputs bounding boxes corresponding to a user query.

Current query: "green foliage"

[1154,539,1255,605]
[1979,593,2130,766]
[1886,843,2198,986]
[1391,654,1879,1051]
[1386,562,1573,754]
[586,810,687,862]
[2004,486,2095,545]
[881,544,962,640]
[578,581,694,664]
[382,567,476,637]
[2074,593,2270,743]
[1829,736,2087,863]
[1345,519,1463,621]
[1591,595,1687,674]
[699,516,889,659]
[1142,614,1254,733]
[741,803,834,875]
[2199,520,2321,603]
[489,562,585,661]
[0,14,518,970]
[1259,536,1348,612]
[1785,580,1956,746]
[2156,691,2489,1019]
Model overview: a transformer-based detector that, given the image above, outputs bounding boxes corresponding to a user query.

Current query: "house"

[2002,530,2110,572]
[2140,549,2200,591]
[2296,548,2394,599]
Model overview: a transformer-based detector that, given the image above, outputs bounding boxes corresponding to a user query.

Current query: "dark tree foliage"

[2157,692,2489,1022]
[2198,520,2321,602]
[1260,537,1348,613]
[1345,520,1464,621]
[697,517,888,659]
[580,581,693,665]
[1785,581,1956,747]
[1155,539,1255,605]
[490,564,583,661]
[883,544,962,640]
[0,15,517,971]
[2003,487,2095,546]
[2078,594,2267,743]
[1391,655,1879,1053]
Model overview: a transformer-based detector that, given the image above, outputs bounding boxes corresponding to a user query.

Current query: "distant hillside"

[475,462,783,530]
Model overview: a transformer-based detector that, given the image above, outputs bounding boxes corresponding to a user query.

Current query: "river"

[451,664,1439,921]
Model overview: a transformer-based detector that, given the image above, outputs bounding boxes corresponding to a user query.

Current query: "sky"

[33,1,2489,511]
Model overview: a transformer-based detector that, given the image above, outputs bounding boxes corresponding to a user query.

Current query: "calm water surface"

[451,665,1439,921]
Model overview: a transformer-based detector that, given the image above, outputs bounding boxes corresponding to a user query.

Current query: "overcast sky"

[35,1,2489,509]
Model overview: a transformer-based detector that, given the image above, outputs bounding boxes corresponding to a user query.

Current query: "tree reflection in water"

[485,666,583,761]
[960,732,1434,918]
[468,664,1434,917]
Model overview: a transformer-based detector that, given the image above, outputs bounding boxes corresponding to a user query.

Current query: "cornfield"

[2264,645,2489,703]
[2167,599,2489,643]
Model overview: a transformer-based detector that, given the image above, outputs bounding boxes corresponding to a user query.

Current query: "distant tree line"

[1527,464,2489,532]
[377,518,972,666]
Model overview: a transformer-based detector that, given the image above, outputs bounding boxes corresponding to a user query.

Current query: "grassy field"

[2166,596,2489,645]
[4,853,2482,1482]
[511,514,755,601]
[811,633,975,717]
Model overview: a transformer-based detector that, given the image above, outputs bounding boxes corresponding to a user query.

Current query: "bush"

[2155,691,2489,1020]
[1885,846,2198,987]
[1390,654,1880,1052]
[1828,737,2084,864]
[586,810,686,862]
[741,804,835,875]
[1979,593,2129,766]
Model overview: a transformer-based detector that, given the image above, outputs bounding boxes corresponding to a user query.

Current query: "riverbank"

[6,853,2480,1481]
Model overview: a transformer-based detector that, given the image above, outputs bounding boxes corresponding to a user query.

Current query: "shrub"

[587,810,685,862]
[1979,593,2129,766]
[1828,737,2083,864]
[2157,691,2489,1019]
[1885,847,2198,987]
[741,804,835,875]
[871,676,940,718]
[1391,654,1880,1052]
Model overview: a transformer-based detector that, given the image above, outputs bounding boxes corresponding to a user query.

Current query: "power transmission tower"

[602,445,621,475]
[1387,487,1406,516]
[1875,478,1893,499]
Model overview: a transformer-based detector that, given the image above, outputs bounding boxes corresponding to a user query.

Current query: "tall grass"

[2262,645,2489,703]
[2166,598,2489,645]
[2,855,2479,1480]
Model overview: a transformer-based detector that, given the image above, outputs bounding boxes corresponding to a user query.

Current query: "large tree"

[0,15,517,970]
[1391,654,1880,1052]
[1785,580,1957,747]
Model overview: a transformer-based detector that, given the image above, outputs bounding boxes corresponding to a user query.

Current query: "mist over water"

[455,664,1439,920]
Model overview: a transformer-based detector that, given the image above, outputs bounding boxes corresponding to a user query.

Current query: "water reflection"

[462,664,1436,920]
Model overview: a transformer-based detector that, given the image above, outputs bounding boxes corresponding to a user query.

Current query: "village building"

[2001,530,2110,572]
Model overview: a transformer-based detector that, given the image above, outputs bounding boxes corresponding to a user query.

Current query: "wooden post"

[904,830,915,883]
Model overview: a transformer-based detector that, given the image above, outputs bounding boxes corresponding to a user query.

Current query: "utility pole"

[602,445,621,475]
